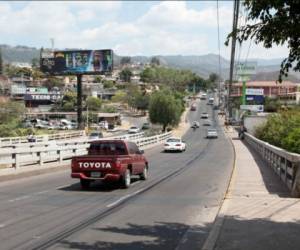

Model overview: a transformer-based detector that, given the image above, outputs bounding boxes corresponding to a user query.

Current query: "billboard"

[41,49,113,75]
[236,62,257,76]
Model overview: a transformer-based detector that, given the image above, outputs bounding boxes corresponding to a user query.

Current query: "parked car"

[71,140,148,189]
[164,137,186,152]
[88,131,103,140]
[128,126,140,134]
[206,128,218,138]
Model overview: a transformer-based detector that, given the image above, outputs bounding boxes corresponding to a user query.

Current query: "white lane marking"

[106,188,145,208]
[36,190,50,195]
[9,195,30,202]
[55,185,70,190]
[106,194,131,208]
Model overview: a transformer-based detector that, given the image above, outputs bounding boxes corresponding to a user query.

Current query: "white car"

[128,126,140,134]
[164,137,186,152]
[201,112,209,119]
[207,128,218,138]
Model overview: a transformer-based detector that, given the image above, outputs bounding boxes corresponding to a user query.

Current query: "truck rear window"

[89,142,127,155]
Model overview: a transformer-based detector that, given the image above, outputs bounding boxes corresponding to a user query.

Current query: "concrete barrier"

[244,132,300,197]
[0,132,172,170]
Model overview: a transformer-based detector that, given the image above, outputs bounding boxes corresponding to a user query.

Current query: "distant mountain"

[0,44,299,82]
[0,44,40,64]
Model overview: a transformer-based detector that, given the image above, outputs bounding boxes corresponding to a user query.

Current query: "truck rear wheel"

[121,169,131,188]
[80,179,90,189]
[140,165,148,180]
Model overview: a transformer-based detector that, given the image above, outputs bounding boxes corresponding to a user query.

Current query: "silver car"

[206,128,218,138]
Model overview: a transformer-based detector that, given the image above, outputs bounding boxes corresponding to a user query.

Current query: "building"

[230,81,300,104]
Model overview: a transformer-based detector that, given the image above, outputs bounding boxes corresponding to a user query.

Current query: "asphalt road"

[0,97,234,250]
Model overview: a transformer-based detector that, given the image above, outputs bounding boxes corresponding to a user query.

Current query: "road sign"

[240,105,264,112]
[236,62,257,76]
[246,88,264,95]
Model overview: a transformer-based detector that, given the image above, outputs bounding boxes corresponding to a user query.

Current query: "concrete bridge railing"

[244,132,300,197]
[0,132,172,170]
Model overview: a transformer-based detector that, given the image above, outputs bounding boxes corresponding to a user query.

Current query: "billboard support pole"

[77,74,83,130]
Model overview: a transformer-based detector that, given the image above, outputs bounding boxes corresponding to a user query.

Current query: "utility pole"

[227,0,240,118]
[77,74,83,129]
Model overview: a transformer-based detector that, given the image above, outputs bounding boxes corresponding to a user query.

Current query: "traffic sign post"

[236,62,257,109]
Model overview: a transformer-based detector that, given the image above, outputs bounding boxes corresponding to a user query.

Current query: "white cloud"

[0,1,290,59]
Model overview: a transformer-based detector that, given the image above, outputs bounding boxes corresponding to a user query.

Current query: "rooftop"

[234,81,299,87]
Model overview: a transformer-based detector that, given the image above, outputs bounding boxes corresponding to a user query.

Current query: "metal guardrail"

[0,132,172,170]
[0,131,86,147]
[244,132,300,197]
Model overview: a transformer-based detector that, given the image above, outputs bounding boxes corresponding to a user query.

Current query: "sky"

[0,1,289,60]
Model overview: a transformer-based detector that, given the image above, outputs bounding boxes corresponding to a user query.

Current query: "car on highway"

[201,112,209,119]
[71,140,148,189]
[206,128,218,138]
[191,121,200,128]
[200,93,207,100]
[88,131,103,140]
[190,103,197,111]
[203,119,212,126]
[128,126,140,134]
[141,122,151,130]
[164,137,186,152]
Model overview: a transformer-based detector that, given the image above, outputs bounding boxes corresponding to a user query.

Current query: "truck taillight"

[115,161,121,168]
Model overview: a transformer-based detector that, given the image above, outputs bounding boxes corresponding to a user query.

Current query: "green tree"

[31,58,40,68]
[120,56,131,66]
[264,97,280,112]
[60,91,77,111]
[119,68,133,82]
[226,0,300,81]
[150,57,160,66]
[86,96,102,111]
[0,101,26,137]
[103,80,115,89]
[112,90,127,103]
[44,76,63,90]
[149,91,182,132]
[94,75,102,83]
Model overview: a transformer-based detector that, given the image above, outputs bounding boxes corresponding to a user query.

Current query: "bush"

[254,109,300,153]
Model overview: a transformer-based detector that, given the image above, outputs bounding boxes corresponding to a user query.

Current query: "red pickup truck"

[71,140,148,189]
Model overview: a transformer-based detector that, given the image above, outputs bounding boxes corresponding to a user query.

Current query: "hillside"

[0,44,299,82]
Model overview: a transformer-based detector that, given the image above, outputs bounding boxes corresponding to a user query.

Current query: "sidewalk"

[209,129,300,250]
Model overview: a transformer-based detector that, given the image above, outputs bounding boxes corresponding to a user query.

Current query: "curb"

[201,117,237,250]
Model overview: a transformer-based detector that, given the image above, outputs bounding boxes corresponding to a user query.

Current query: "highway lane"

[0,96,234,250]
